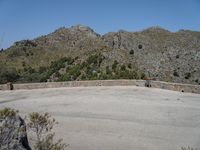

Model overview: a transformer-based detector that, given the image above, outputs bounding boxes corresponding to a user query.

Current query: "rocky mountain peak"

[70,24,92,31]
[142,26,170,33]
[69,24,100,37]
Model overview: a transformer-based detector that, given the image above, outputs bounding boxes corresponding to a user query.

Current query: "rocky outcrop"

[102,27,200,85]
[0,115,31,150]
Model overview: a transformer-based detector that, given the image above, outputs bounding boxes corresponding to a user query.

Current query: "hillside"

[0,25,199,85]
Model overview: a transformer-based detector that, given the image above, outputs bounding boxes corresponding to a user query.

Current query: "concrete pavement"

[0,86,200,150]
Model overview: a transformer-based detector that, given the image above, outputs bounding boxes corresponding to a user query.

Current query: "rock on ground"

[0,115,31,150]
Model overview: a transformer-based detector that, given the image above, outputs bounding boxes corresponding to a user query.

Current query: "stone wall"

[151,81,200,94]
[0,80,199,94]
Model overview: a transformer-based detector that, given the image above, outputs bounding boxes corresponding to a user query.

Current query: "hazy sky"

[0,0,200,49]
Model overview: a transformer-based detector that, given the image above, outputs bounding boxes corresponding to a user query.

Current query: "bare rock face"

[0,115,31,150]
[102,27,200,84]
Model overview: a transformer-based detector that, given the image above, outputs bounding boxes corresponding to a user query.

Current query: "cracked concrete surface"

[0,86,200,150]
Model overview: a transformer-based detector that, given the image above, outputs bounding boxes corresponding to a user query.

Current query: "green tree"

[0,67,19,84]
[129,49,134,55]
[112,60,118,70]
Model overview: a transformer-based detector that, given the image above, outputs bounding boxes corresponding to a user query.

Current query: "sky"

[0,0,200,49]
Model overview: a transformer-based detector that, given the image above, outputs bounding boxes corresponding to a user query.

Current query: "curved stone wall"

[0,80,199,94]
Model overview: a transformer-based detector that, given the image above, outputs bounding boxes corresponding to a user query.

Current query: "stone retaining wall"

[0,80,199,94]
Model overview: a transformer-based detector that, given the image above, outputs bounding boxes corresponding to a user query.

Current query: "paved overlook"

[0,86,200,150]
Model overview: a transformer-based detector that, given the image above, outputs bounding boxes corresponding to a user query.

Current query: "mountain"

[0,25,199,85]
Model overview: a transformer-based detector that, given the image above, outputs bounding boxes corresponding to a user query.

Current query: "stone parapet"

[0,80,199,94]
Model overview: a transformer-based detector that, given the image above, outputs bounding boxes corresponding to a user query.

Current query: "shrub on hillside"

[138,44,143,49]
[128,63,132,69]
[68,65,81,80]
[86,54,99,65]
[120,65,126,71]
[0,67,20,84]
[173,70,179,77]
[112,60,118,70]
[185,72,191,79]
[141,72,146,79]
[50,58,67,72]
[86,54,104,68]
[58,74,71,81]
[129,49,134,55]
[39,66,48,74]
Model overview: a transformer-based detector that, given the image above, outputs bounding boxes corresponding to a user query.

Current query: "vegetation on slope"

[0,53,146,84]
